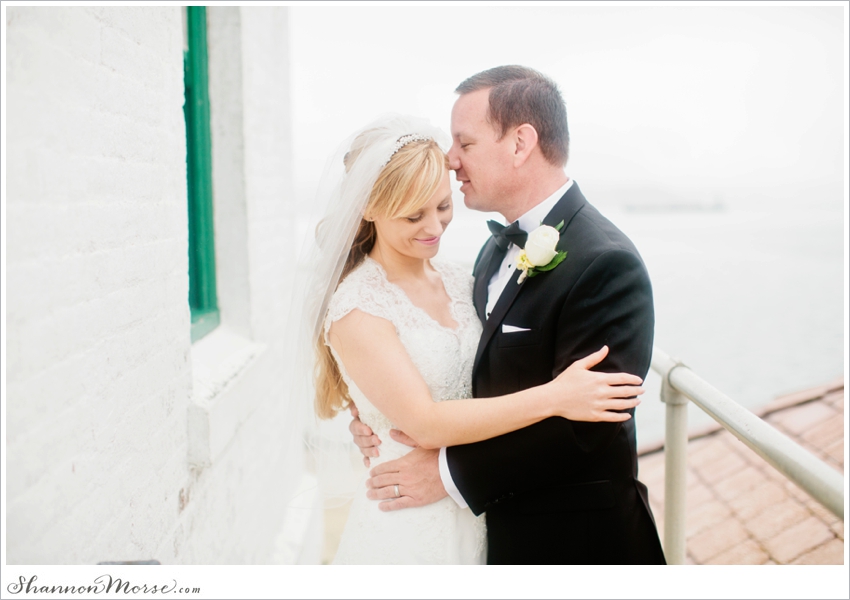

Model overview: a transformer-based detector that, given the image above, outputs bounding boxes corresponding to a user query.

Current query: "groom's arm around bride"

[445,188,665,564]
[363,195,665,565]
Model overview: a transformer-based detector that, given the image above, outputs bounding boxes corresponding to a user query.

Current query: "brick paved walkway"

[638,377,845,564]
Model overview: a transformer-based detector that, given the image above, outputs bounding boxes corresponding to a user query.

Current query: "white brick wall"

[6,6,191,564]
[239,8,294,342]
[6,6,315,565]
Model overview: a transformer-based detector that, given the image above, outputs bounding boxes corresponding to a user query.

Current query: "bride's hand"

[550,346,644,422]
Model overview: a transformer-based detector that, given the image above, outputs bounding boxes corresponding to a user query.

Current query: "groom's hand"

[348,403,381,468]
[365,447,447,511]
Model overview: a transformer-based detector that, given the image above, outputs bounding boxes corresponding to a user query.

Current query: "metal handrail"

[650,347,845,565]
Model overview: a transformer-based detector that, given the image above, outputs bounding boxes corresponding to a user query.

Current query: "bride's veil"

[285,114,449,519]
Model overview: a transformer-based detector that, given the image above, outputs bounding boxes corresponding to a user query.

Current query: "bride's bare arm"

[328,309,643,450]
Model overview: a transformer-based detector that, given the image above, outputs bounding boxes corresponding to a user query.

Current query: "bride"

[302,115,644,564]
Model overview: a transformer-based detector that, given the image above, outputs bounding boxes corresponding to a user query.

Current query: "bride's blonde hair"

[315,137,449,419]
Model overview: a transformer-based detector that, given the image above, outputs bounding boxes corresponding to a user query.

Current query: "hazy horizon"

[290,5,844,215]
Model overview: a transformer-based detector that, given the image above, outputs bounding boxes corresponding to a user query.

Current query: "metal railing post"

[667,365,845,520]
[650,345,844,566]
[660,373,689,565]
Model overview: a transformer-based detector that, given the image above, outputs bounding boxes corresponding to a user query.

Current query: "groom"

[351,66,665,564]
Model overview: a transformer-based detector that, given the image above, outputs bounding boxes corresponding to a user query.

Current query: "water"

[438,191,845,448]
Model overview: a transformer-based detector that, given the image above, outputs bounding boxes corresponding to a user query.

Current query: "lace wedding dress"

[324,256,487,565]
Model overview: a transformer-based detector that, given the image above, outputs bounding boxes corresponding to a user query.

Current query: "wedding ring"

[394,484,400,498]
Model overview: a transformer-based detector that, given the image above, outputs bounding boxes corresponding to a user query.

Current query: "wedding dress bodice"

[324,256,481,454]
[323,256,486,564]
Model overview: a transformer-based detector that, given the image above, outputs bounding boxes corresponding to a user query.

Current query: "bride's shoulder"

[330,258,383,306]
[335,256,382,291]
[326,258,394,327]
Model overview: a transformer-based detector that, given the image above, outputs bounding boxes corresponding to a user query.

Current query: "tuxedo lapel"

[472,268,525,376]
[472,182,588,381]
[473,239,505,324]
[543,183,585,236]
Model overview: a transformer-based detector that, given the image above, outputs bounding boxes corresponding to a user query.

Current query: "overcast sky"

[290,5,845,214]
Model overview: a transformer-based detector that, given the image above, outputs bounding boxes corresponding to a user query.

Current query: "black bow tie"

[487,220,527,250]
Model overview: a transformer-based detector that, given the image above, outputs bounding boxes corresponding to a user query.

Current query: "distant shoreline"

[623,202,726,214]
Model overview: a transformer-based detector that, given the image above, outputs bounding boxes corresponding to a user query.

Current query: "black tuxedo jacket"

[446,183,666,565]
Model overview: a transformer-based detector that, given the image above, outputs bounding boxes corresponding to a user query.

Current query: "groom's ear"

[512,123,539,167]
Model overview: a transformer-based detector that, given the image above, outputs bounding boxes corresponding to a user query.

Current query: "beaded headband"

[381,133,432,166]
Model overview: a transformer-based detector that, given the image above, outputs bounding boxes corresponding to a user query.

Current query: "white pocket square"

[502,324,532,333]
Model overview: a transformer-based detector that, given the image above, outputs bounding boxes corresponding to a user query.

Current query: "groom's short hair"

[456,66,569,167]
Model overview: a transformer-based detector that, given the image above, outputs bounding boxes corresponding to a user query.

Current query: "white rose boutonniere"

[516,221,568,283]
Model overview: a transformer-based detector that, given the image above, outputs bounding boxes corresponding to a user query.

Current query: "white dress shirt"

[439,179,574,508]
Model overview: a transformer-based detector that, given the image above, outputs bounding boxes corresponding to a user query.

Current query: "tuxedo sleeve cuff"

[439,447,468,509]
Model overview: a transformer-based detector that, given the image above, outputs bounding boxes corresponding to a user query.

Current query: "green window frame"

[184,6,219,342]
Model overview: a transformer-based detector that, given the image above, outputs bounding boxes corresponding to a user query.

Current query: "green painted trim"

[184,6,218,343]
[191,309,221,343]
